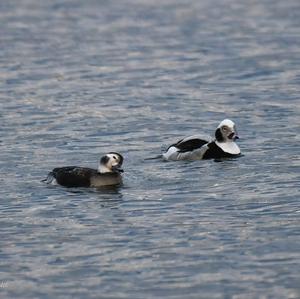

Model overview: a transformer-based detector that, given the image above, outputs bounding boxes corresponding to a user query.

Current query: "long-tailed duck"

[163,119,241,161]
[44,152,124,187]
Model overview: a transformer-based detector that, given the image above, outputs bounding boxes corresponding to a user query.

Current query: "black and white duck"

[163,119,241,161]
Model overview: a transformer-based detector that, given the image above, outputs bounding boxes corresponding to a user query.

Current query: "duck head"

[98,152,124,173]
[215,119,239,142]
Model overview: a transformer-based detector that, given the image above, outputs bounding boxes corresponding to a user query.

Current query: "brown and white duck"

[44,152,124,187]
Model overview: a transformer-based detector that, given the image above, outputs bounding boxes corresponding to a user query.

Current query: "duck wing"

[171,135,212,153]
[52,166,97,187]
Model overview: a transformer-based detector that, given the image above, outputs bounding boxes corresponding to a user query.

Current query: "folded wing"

[164,135,213,160]
[52,166,97,187]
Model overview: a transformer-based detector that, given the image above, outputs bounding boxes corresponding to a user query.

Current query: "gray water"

[1,0,300,298]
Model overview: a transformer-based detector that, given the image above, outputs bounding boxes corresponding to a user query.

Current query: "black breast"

[170,138,208,153]
[202,142,239,160]
[52,166,97,187]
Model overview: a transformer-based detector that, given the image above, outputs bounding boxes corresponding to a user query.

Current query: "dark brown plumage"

[44,153,124,188]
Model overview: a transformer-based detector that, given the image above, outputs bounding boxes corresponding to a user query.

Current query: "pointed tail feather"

[144,154,163,161]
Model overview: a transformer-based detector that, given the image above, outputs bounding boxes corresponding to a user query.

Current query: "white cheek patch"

[111,161,119,167]
[106,154,120,166]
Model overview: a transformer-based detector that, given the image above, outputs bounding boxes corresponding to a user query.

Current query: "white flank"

[163,146,179,161]
[44,173,58,185]
[50,178,58,185]
[163,144,209,161]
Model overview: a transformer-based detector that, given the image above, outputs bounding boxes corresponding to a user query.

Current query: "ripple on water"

[1,0,300,298]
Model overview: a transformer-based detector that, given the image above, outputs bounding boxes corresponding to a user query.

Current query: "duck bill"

[112,165,124,173]
[228,132,239,140]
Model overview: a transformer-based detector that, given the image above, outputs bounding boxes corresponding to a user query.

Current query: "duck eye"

[113,156,117,160]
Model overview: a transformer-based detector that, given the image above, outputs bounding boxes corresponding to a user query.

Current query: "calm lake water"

[1,0,300,298]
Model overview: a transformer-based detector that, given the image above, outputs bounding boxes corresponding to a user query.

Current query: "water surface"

[1,0,300,298]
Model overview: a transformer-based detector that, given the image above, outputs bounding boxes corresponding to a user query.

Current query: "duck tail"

[41,172,56,184]
[144,154,163,161]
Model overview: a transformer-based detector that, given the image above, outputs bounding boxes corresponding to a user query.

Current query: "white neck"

[216,140,240,155]
[98,164,111,173]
